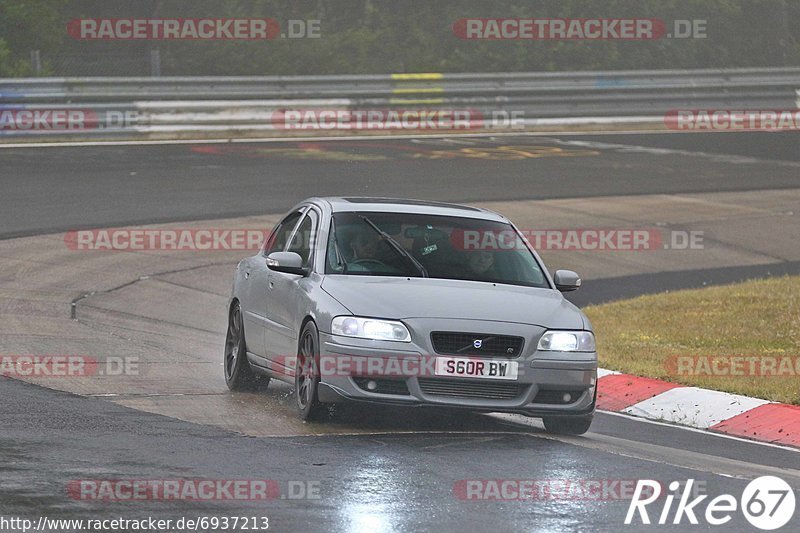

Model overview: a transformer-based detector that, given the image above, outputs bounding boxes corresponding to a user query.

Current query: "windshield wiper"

[358,215,428,278]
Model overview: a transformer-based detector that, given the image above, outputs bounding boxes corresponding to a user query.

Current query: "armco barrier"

[1,68,799,140]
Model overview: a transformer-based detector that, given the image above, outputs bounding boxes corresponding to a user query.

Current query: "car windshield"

[325,211,549,288]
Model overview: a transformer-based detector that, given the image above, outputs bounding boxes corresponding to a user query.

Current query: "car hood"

[321,276,585,329]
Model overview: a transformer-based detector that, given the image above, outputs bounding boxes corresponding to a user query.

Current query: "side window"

[264,211,303,254]
[287,210,318,267]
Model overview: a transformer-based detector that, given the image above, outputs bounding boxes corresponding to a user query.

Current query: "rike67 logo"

[626,476,796,530]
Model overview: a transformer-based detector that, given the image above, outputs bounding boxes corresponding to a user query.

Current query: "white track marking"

[622,387,771,428]
[0,128,736,149]
[597,368,620,379]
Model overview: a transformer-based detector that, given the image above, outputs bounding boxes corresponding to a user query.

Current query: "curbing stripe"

[621,386,770,429]
[711,403,800,447]
[597,368,798,448]
[596,373,680,411]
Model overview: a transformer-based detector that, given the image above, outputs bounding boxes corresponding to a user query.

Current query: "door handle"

[268,280,274,289]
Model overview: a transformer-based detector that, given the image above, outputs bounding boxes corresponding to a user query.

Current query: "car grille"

[353,377,410,396]
[418,378,526,400]
[430,332,524,358]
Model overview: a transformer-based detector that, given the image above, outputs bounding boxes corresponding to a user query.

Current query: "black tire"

[542,415,593,435]
[224,302,269,391]
[295,321,326,421]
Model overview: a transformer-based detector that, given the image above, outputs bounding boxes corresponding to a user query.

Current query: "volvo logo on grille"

[473,339,483,349]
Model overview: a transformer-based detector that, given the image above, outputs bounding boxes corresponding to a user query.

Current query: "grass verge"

[584,275,800,405]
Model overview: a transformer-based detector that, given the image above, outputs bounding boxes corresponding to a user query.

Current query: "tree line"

[1,0,797,76]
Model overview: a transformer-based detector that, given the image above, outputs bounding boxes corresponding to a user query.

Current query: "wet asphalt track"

[2,377,799,532]
[2,131,800,240]
[1,131,799,532]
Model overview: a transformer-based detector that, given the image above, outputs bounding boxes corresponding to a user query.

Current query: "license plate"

[434,357,518,380]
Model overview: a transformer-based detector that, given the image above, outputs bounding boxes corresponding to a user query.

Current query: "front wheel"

[224,302,269,391]
[295,321,327,421]
[542,415,593,435]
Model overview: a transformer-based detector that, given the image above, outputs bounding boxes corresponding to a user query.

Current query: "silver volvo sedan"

[225,197,597,434]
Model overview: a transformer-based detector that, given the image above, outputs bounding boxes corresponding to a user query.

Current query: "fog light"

[562,393,572,403]
[367,380,378,391]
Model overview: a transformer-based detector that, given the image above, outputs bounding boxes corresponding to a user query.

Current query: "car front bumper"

[315,319,597,417]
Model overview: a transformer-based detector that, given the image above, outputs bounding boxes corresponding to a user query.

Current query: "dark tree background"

[1,0,797,76]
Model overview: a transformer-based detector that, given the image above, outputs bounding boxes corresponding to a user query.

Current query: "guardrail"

[1,68,799,140]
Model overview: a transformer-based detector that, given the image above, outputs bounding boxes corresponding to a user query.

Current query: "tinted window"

[325,212,548,288]
[264,210,303,254]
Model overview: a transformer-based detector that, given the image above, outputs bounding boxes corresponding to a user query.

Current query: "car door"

[265,207,318,365]
[241,209,303,363]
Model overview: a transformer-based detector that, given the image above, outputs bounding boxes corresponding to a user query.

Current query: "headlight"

[331,316,411,342]
[537,330,595,352]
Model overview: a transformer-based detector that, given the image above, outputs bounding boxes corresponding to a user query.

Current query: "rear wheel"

[542,415,593,435]
[295,321,326,421]
[224,302,269,391]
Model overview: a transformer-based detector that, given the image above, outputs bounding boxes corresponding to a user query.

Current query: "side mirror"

[553,269,581,292]
[266,251,308,276]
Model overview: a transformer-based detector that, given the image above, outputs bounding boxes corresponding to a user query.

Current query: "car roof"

[311,197,507,222]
